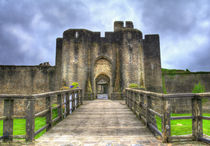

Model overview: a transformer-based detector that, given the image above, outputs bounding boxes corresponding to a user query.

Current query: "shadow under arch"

[94,56,113,66]
[95,73,110,99]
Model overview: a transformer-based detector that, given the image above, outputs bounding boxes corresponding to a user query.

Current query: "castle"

[55,21,162,99]
[0,21,162,100]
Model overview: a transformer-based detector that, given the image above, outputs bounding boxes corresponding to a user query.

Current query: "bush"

[129,83,139,88]
[70,82,79,89]
[192,82,205,93]
[192,82,207,103]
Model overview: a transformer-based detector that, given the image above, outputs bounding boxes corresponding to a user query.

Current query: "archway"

[95,74,110,99]
[94,57,112,99]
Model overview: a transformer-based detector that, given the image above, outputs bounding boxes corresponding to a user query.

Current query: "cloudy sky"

[0,0,210,71]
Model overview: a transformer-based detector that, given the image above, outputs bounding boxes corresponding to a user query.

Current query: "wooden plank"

[25,99,35,142]
[168,135,193,141]
[148,108,162,118]
[34,124,49,136]
[0,116,6,120]
[52,116,61,123]
[201,116,210,120]
[170,116,193,120]
[32,89,81,98]
[3,99,14,142]
[35,109,50,118]
[11,116,25,119]
[51,105,61,110]
[148,123,162,136]
[198,137,210,143]
[0,94,32,99]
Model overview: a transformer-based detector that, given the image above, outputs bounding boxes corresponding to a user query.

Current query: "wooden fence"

[125,88,210,143]
[0,89,82,142]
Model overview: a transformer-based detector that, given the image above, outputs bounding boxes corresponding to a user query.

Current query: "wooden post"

[133,92,137,114]
[129,91,133,110]
[131,92,134,111]
[162,97,171,143]
[80,89,83,105]
[57,94,62,120]
[46,96,52,131]
[66,93,70,115]
[76,91,78,108]
[192,96,203,140]
[3,99,14,142]
[25,98,35,142]
[128,91,131,108]
[146,95,151,126]
[125,90,127,105]
[72,92,75,112]
[77,91,80,107]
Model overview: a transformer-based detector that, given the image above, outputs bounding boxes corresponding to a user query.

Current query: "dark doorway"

[95,74,110,99]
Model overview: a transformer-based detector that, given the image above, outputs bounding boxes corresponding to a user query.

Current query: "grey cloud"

[0,0,210,71]
[131,0,210,71]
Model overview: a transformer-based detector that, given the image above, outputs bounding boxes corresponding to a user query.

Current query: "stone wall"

[163,72,210,113]
[0,65,56,116]
[59,21,162,100]
[0,65,56,94]
[163,72,210,93]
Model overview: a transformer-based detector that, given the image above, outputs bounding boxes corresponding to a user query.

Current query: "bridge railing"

[125,88,210,144]
[0,89,83,142]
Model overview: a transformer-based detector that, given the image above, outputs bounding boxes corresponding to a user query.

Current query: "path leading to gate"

[35,100,163,145]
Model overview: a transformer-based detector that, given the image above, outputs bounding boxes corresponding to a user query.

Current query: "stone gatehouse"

[56,21,162,99]
[0,21,162,100]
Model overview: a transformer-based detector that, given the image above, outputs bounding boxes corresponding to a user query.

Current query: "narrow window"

[75,32,79,38]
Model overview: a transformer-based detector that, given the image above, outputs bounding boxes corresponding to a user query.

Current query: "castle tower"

[55,21,162,100]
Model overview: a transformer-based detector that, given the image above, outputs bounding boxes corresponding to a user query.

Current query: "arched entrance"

[94,57,112,99]
[95,74,110,99]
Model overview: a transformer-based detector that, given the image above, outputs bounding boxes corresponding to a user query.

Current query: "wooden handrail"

[0,88,83,142]
[125,88,210,144]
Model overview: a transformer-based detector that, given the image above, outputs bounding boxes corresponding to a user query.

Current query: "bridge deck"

[36,100,163,145]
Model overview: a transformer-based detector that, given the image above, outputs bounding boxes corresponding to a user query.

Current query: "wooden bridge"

[0,88,210,145]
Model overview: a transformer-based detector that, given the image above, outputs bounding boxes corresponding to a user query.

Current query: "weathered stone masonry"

[56,21,162,99]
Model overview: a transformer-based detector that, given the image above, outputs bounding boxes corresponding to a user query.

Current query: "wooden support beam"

[162,97,171,143]
[80,89,83,105]
[25,99,35,142]
[192,96,203,140]
[66,93,70,116]
[57,94,62,120]
[3,99,14,142]
[46,96,52,131]
[146,95,152,127]
[72,92,75,112]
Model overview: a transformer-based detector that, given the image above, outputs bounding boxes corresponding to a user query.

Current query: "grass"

[156,113,210,136]
[0,108,58,139]
[162,68,210,75]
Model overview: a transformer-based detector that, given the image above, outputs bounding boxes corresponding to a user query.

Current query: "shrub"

[192,82,207,103]
[192,82,205,93]
[70,82,79,89]
[129,83,139,88]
